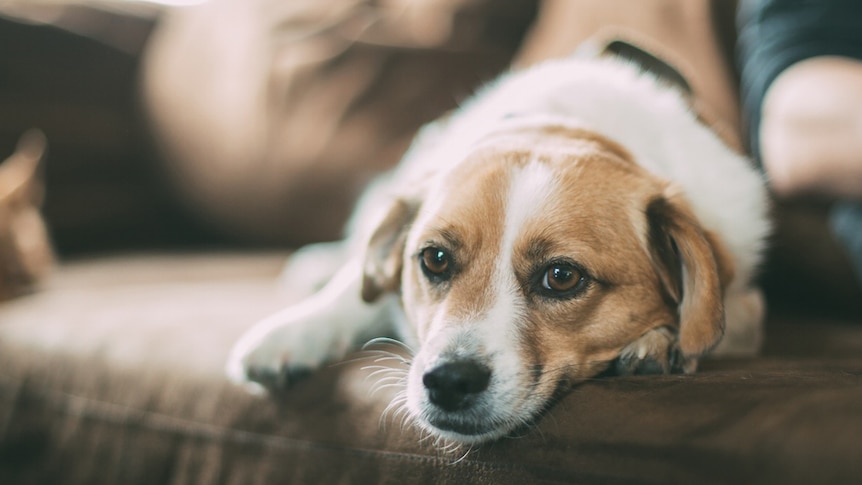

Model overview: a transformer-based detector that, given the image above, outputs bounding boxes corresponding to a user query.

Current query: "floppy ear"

[361,198,420,303]
[646,192,732,358]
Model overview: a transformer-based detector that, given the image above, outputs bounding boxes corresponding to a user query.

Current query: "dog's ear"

[646,191,732,358]
[361,198,420,303]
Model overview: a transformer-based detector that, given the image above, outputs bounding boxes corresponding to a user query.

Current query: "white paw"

[226,259,391,394]
[225,305,344,393]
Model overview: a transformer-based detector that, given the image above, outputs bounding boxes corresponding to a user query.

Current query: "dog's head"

[361,124,731,443]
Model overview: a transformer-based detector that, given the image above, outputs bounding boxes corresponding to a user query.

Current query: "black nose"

[422,360,491,412]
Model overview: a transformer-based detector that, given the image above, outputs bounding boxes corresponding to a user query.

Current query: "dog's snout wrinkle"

[423,360,491,412]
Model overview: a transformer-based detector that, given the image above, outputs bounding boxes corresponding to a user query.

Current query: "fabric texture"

[2,2,862,483]
[1,254,862,485]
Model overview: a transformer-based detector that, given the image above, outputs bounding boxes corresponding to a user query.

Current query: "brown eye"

[420,247,451,277]
[542,264,582,292]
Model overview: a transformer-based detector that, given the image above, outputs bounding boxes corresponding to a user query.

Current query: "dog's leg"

[226,259,392,394]
[278,240,349,300]
[615,326,686,375]
[711,286,765,356]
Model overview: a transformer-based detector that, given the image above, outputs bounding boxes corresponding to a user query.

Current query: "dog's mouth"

[420,402,557,444]
[419,412,519,445]
[426,415,497,437]
[412,372,579,444]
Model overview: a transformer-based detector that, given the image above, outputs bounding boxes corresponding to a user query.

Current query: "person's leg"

[142,0,536,246]
[738,0,862,293]
[514,0,743,151]
[738,0,862,194]
[760,56,862,199]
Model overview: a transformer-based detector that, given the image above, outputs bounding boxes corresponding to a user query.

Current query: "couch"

[1,250,862,484]
[1,1,861,484]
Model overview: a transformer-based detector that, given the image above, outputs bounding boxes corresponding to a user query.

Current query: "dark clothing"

[737,0,862,161]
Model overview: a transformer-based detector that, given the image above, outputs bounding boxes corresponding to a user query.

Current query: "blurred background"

[0,0,860,314]
[0,0,535,257]
[1,1,208,256]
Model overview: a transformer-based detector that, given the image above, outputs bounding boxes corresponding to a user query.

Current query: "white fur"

[393,58,767,285]
[403,163,560,442]
[226,55,769,443]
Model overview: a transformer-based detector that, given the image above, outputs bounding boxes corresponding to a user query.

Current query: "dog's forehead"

[419,142,656,245]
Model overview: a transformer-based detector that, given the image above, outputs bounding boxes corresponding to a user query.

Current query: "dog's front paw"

[226,315,335,394]
[231,347,315,395]
[615,326,687,375]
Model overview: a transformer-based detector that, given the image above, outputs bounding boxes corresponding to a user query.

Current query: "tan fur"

[229,55,766,444]
[393,127,722,397]
[402,153,509,341]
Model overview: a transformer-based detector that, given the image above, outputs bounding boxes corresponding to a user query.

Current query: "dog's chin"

[405,373,556,445]
[412,400,546,445]
[420,415,512,445]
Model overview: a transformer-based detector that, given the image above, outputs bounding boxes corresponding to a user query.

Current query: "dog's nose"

[422,360,491,412]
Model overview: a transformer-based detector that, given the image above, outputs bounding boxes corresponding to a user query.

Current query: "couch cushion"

[1,253,862,484]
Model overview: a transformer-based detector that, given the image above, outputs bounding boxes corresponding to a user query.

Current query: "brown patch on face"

[401,152,514,341]
[400,125,728,433]
[499,136,684,389]
[403,126,639,341]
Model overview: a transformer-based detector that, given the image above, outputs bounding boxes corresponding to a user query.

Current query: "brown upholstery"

[2,253,862,484]
[3,1,862,484]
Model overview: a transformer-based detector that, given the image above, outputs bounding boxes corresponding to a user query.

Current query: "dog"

[226,51,769,445]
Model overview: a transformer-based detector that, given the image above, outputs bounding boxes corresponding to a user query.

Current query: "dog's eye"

[420,247,451,278]
[542,263,583,292]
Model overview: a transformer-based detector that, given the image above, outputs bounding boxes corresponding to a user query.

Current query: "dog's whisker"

[449,444,473,464]
[376,374,408,384]
[365,371,402,385]
[360,362,401,371]
[398,412,413,433]
[393,402,413,431]
[362,356,410,372]
[442,439,465,458]
[370,383,407,398]
[367,375,407,391]
[387,405,411,431]
[365,367,407,380]
[362,368,398,387]
[381,396,405,418]
[368,350,411,362]
[371,380,408,391]
[417,428,435,445]
[361,370,407,385]
[395,403,413,430]
[362,364,395,375]
[362,337,415,355]
[327,355,405,374]
[380,394,410,430]
[372,355,411,367]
